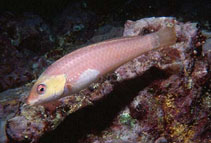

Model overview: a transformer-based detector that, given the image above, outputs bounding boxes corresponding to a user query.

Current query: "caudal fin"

[155,27,177,47]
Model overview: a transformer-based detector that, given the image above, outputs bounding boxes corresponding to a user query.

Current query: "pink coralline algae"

[4,17,210,143]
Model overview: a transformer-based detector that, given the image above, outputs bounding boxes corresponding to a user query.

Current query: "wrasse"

[27,27,176,105]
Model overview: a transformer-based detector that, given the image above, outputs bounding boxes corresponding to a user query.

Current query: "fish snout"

[26,92,38,105]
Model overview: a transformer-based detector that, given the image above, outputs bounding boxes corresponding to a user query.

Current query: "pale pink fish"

[27,27,176,105]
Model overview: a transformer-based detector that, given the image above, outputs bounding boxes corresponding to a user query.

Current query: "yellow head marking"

[27,74,66,105]
[41,74,66,97]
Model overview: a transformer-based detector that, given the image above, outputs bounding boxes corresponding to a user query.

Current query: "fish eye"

[37,84,46,94]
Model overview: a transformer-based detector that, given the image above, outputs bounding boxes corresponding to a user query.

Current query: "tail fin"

[155,27,177,47]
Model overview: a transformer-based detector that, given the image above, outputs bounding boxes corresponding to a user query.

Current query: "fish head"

[27,74,67,105]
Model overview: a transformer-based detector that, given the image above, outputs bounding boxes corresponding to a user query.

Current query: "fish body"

[27,27,176,105]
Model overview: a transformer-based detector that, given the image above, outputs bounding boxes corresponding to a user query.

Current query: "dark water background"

[0,0,210,24]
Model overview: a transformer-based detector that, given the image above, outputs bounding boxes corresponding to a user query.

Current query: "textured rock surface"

[0,13,53,92]
[1,17,210,143]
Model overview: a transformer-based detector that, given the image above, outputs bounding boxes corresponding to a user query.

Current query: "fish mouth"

[26,97,36,105]
[26,93,39,105]
[26,98,30,104]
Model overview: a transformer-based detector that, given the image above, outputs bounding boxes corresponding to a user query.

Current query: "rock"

[202,37,211,64]
[89,25,123,44]
[0,86,30,143]
[0,13,54,92]
[53,1,97,50]
[3,17,210,143]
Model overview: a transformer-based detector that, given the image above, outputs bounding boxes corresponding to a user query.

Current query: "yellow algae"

[169,121,195,143]
[165,98,175,108]
[164,93,176,108]
[1,99,18,105]
[183,129,195,143]
[170,122,187,141]
[186,78,193,89]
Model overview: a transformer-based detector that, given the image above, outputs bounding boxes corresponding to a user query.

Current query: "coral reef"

[1,17,210,143]
[0,13,53,92]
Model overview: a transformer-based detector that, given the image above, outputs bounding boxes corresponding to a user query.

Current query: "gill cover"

[27,74,66,105]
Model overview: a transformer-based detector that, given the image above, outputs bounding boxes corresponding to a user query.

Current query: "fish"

[27,27,177,105]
